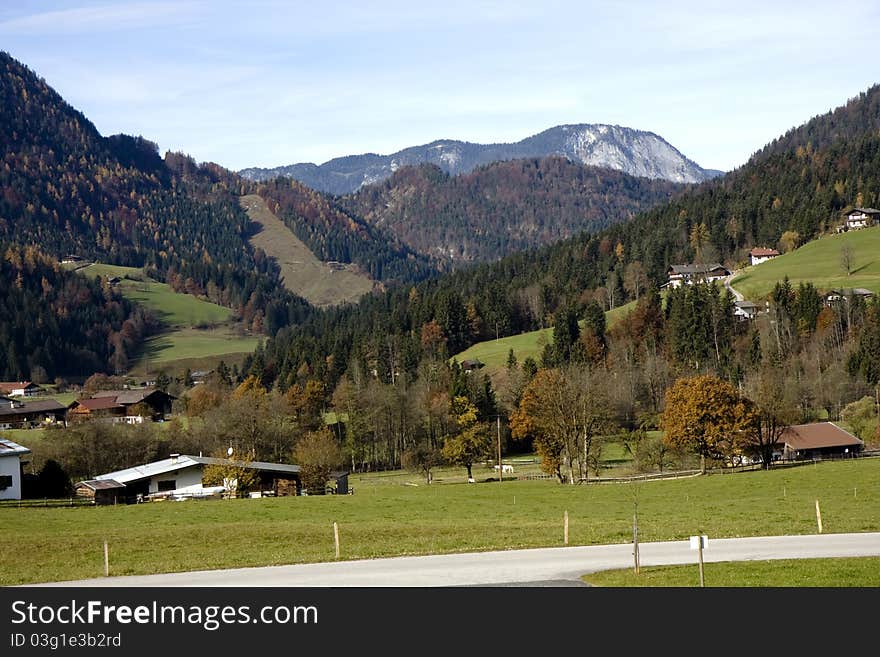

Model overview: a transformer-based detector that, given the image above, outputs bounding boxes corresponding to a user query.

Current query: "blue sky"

[2,1,878,173]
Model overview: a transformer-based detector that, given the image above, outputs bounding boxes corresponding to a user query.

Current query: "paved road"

[30,532,880,587]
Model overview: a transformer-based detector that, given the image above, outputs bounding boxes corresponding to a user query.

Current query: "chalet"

[77,454,302,503]
[461,359,485,373]
[0,438,31,500]
[734,300,760,321]
[0,396,67,430]
[824,288,875,306]
[60,254,84,264]
[67,388,176,424]
[776,422,863,461]
[0,381,43,398]
[748,247,779,266]
[666,263,731,288]
[844,208,880,231]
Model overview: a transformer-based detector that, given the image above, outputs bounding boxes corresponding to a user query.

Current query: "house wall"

[0,455,23,500]
[146,465,203,493]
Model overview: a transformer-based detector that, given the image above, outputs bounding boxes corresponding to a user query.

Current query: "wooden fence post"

[815,500,823,533]
[333,521,340,559]
[103,539,109,577]
[563,510,569,545]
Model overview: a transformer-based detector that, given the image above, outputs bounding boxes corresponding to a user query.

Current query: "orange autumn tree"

[661,374,757,473]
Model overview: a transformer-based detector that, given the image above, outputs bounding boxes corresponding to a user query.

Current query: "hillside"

[239,123,721,193]
[0,51,315,379]
[240,194,377,306]
[339,157,685,264]
[731,225,880,300]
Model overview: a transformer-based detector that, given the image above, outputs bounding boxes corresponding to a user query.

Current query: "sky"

[2,1,879,173]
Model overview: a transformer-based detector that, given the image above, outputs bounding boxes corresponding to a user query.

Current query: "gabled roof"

[777,422,863,450]
[828,288,874,297]
[0,399,66,417]
[94,455,301,485]
[749,247,779,257]
[90,388,177,404]
[70,397,123,411]
[0,438,31,457]
[0,381,39,391]
[668,263,729,275]
[848,207,880,215]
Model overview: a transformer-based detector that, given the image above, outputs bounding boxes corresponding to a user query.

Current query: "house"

[824,288,875,307]
[776,422,864,461]
[666,263,731,288]
[0,396,67,430]
[67,388,176,424]
[77,454,302,503]
[748,247,780,266]
[0,438,31,500]
[461,359,485,373]
[0,381,44,398]
[844,208,880,231]
[60,254,84,264]
[734,300,760,321]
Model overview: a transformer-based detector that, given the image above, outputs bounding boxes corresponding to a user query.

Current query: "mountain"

[339,157,686,265]
[258,83,880,392]
[238,124,723,194]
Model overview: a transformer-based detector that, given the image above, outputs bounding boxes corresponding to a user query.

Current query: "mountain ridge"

[239,123,723,194]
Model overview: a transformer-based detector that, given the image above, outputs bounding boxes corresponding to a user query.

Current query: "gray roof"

[850,207,880,214]
[0,399,68,417]
[76,479,125,491]
[90,388,177,404]
[668,263,729,276]
[94,455,300,484]
[0,438,31,457]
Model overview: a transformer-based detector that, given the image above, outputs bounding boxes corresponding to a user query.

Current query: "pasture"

[2,457,878,585]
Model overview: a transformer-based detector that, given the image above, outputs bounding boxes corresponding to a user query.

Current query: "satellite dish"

[227,447,234,456]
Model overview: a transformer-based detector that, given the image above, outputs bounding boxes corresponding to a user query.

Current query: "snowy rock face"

[238,124,720,194]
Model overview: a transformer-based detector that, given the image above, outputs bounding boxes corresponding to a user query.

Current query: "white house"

[734,300,761,320]
[748,247,779,266]
[0,381,43,398]
[0,438,31,500]
[666,263,731,288]
[844,208,880,230]
[79,454,303,501]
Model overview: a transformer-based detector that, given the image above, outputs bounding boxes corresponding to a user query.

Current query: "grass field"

[241,194,375,307]
[2,457,877,585]
[136,327,261,365]
[452,299,639,373]
[731,225,880,300]
[583,556,880,587]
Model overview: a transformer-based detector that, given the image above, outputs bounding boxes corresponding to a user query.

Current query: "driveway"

[28,532,880,587]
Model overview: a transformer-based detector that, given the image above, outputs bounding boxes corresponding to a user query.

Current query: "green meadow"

[731,225,880,300]
[2,458,877,585]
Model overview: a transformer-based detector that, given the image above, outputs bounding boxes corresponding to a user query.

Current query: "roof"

[94,455,301,484]
[0,438,31,457]
[71,397,123,411]
[0,381,38,391]
[76,479,125,491]
[90,388,177,404]
[777,422,863,450]
[0,399,67,417]
[828,288,874,297]
[849,207,880,215]
[668,263,729,276]
[749,247,779,257]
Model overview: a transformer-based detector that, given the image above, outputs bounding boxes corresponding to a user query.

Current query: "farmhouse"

[844,207,880,230]
[666,263,731,288]
[0,438,31,500]
[461,359,485,373]
[776,422,863,460]
[0,381,44,397]
[734,300,761,321]
[67,388,176,424]
[0,396,67,430]
[748,247,779,266]
[77,454,303,503]
[824,288,875,306]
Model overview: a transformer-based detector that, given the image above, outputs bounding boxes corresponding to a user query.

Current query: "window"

[0,475,12,490]
[157,480,176,492]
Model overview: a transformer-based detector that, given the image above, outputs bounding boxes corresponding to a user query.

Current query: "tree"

[402,444,444,484]
[202,449,260,497]
[623,261,648,301]
[741,366,799,468]
[778,230,800,254]
[510,366,612,484]
[293,428,343,494]
[661,374,756,473]
[840,395,878,443]
[440,397,492,480]
[841,243,855,277]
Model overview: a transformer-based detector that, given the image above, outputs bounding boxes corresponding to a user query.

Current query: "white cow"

[493,464,514,473]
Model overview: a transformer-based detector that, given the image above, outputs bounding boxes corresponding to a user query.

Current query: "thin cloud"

[0,2,204,35]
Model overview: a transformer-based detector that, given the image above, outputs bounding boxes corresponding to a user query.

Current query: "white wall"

[147,465,204,493]
[0,455,23,500]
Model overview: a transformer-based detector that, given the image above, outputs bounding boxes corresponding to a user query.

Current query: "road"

[28,532,880,587]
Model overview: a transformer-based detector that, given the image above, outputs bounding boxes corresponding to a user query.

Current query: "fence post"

[815,500,823,534]
[563,510,569,545]
[103,540,109,577]
[333,521,340,559]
